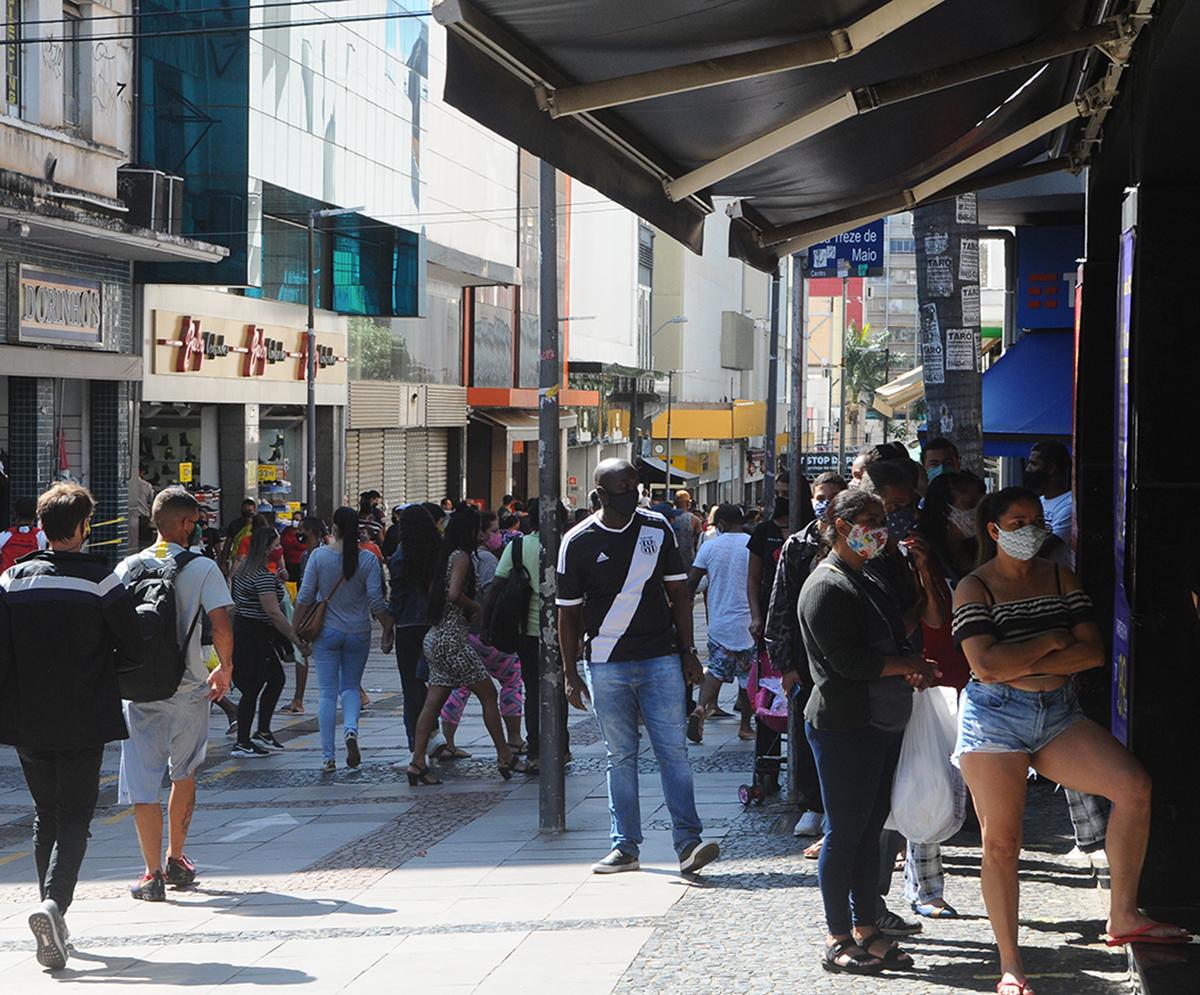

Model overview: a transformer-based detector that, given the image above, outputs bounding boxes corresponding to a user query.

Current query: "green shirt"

[495,531,540,637]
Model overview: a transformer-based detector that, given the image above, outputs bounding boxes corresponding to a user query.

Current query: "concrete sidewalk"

[0,612,1131,993]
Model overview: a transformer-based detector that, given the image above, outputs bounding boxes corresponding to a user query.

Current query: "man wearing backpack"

[116,487,233,902]
[0,497,48,573]
[0,484,146,969]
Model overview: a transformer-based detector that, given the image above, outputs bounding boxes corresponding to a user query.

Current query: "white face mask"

[947,505,977,537]
[995,523,1046,561]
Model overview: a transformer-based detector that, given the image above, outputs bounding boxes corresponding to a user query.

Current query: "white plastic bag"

[890,686,966,844]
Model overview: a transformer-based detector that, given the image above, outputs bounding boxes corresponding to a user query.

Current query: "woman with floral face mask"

[952,488,1186,995]
[797,489,939,975]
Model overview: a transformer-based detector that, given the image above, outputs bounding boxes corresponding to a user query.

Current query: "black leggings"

[516,635,568,760]
[394,626,429,751]
[233,618,286,744]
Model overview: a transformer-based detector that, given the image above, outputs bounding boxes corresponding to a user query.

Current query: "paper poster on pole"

[961,285,981,325]
[919,303,945,384]
[924,232,949,256]
[959,238,979,281]
[956,193,978,224]
[927,256,954,297]
[945,329,977,371]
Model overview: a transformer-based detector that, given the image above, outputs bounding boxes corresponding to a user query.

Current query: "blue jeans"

[806,722,903,935]
[586,655,703,858]
[313,627,371,762]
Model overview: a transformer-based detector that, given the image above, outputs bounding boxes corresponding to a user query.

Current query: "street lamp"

[653,316,688,497]
[306,205,364,514]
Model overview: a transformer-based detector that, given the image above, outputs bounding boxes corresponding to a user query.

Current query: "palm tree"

[843,320,889,446]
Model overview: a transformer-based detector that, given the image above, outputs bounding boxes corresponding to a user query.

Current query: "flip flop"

[996,980,1034,995]
[804,837,824,860]
[1105,922,1191,947]
[279,704,305,714]
[913,900,959,919]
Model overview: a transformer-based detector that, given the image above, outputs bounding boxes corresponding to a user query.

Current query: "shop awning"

[638,456,699,483]
[471,407,578,442]
[434,0,1145,270]
[982,330,1073,457]
[872,365,926,418]
[0,207,229,264]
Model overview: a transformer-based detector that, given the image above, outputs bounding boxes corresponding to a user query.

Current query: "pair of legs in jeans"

[18,747,104,915]
[806,722,903,941]
[587,655,703,858]
[312,626,371,763]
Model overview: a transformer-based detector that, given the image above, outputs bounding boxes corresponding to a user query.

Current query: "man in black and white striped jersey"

[558,459,720,878]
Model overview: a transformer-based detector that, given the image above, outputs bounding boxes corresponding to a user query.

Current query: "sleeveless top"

[951,564,1094,679]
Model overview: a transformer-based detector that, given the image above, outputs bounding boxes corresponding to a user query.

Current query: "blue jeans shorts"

[705,639,755,689]
[953,681,1084,767]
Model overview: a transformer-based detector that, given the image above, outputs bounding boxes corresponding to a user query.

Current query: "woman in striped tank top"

[951,487,1187,995]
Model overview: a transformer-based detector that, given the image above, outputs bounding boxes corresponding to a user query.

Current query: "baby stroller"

[737,648,789,806]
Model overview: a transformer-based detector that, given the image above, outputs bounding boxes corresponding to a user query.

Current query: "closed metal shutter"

[382,430,407,509]
[423,385,468,427]
[405,429,429,503]
[425,428,449,501]
[345,431,360,500]
[347,429,386,503]
[348,382,403,429]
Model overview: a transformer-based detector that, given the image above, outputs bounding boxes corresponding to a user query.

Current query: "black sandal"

[821,939,882,975]
[405,764,442,786]
[497,756,529,780]
[854,932,914,969]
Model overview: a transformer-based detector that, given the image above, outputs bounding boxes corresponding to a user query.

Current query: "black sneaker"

[345,731,361,769]
[164,854,197,887]
[28,899,68,970]
[231,741,270,758]
[252,731,285,752]
[591,849,639,874]
[679,840,720,875]
[686,709,704,744]
[130,870,166,902]
[877,908,923,936]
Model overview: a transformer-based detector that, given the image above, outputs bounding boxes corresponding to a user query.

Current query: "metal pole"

[537,158,565,833]
[305,211,317,514]
[763,269,780,510]
[665,370,674,502]
[882,348,891,442]
[788,254,805,534]
[836,275,848,473]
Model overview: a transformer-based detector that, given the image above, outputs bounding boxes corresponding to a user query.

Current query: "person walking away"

[280,516,325,715]
[797,488,938,974]
[405,507,527,784]
[437,510,525,757]
[558,459,720,877]
[771,473,849,840]
[388,505,438,750]
[295,507,394,771]
[952,487,1188,995]
[0,484,146,968]
[686,503,755,743]
[382,504,404,559]
[0,497,48,572]
[230,527,308,757]
[116,488,234,901]
[670,490,703,572]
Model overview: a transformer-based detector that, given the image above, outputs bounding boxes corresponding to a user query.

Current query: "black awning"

[437,0,1126,269]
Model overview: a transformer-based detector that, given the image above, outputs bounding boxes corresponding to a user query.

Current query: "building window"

[4,0,20,116]
[62,2,82,130]
[888,237,916,254]
[472,285,516,388]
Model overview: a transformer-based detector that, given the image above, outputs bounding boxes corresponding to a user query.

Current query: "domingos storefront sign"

[151,310,347,383]
[17,266,103,347]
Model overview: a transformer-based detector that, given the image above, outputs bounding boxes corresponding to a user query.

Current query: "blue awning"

[983,330,1073,458]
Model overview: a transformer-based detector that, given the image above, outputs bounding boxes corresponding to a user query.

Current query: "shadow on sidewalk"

[58,949,314,986]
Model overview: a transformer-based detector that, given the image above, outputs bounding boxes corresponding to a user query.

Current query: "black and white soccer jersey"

[556,509,687,663]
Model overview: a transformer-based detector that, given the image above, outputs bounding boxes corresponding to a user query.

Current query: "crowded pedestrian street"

[0,615,1129,994]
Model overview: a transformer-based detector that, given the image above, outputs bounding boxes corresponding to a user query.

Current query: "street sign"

[804,221,886,278]
[796,450,856,477]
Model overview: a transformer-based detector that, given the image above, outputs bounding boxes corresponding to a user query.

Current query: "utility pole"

[665,369,674,500]
[763,269,781,510]
[305,213,317,514]
[788,253,805,535]
[537,158,565,833]
[836,275,848,472]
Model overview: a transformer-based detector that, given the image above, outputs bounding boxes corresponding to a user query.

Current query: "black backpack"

[119,551,204,702]
[488,536,533,652]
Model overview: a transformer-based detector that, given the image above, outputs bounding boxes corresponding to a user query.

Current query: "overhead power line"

[9,0,370,31]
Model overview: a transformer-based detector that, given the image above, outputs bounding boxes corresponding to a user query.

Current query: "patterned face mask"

[812,499,829,521]
[845,523,889,560]
[995,523,1046,561]
[947,505,977,537]
[885,504,919,541]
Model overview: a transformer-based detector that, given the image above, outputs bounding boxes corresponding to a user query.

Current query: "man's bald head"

[594,458,636,490]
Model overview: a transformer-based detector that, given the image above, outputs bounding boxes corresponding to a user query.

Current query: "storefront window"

[473,285,515,388]
[348,279,463,384]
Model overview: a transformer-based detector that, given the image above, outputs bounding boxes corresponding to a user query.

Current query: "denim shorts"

[953,681,1084,766]
[705,639,755,688]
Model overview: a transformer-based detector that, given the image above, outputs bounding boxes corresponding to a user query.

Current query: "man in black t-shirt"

[748,473,795,641]
[558,459,720,878]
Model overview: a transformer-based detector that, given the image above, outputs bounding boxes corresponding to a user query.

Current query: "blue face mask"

[886,504,919,541]
[926,464,946,483]
[812,499,829,521]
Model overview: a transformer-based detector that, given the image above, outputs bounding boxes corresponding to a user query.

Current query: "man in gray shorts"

[116,488,233,901]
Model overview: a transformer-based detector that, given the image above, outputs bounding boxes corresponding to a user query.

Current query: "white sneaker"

[29,899,68,970]
[793,810,824,837]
